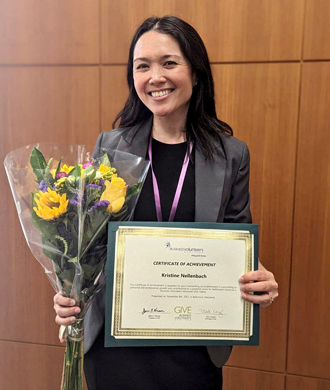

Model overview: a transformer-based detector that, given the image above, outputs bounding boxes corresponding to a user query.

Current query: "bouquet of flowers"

[4,143,150,390]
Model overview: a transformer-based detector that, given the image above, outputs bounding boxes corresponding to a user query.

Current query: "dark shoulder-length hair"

[113,15,233,161]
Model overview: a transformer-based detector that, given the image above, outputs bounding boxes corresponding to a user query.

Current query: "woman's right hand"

[53,292,81,343]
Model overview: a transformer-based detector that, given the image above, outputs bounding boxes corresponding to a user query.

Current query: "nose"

[149,66,166,85]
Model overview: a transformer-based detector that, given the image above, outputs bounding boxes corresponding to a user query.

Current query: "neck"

[152,115,187,144]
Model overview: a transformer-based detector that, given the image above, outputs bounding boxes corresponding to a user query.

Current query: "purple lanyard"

[148,137,193,222]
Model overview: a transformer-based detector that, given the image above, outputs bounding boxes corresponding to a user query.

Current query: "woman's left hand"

[239,261,279,308]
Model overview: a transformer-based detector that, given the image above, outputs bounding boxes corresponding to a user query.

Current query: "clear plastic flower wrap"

[4,143,150,390]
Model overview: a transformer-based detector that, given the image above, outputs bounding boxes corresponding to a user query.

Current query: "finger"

[260,301,273,308]
[55,305,80,318]
[240,281,278,293]
[54,293,76,307]
[259,291,279,308]
[241,292,273,306]
[239,270,272,283]
[55,314,77,326]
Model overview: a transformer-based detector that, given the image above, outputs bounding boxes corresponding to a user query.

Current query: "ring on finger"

[268,293,274,304]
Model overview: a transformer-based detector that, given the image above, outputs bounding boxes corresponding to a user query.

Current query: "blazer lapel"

[116,117,153,158]
[195,145,227,222]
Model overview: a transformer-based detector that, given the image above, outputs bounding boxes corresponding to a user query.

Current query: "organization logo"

[164,241,204,254]
[174,306,192,321]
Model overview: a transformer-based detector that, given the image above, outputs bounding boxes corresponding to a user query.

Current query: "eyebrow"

[133,54,181,63]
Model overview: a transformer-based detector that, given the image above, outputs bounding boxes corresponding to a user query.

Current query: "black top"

[134,138,195,222]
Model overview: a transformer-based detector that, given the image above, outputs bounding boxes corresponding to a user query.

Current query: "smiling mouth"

[148,89,174,98]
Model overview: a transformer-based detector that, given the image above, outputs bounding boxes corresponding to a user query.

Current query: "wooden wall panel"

[212,63,300,371]
[101,0,304,63]
[0,341,64,390]
[0,67,100,344]
[223,367,285,390]
[0,0,99,64]
[101,66,128,130]
[304,0,330,60]
[287,62,330,379]
[0,67,100,148]
[287,375,330,390]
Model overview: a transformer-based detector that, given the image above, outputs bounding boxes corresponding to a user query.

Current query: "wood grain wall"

[0,0,329,389]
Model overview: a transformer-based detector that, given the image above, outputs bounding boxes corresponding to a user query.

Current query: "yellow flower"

[98,164,116,180]
[100,174,127,213]
[54,177,67,187]
[61,164,76,174]
[33,189,69,220]
[50,164,82,179]
[50,169,55,178]
[98,164,110,174]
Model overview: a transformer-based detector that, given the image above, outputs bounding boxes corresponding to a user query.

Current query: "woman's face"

[133,31,195,122]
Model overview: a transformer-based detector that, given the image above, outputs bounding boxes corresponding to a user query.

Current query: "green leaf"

[31,208,59,238]
[81,264,98,280]
[68,256,78,263]
[83,166,94,175]
[58,268,75,283]
[110,204,128,219]
[46,157,53,169]
[31,192,36,208]
[55,158,62,179]
[44,158,55,188]
[64,178,80,196]
[41,236,63,265]
[125,182,143,202]
[100,151,111,167]
[58,268,75,281]
[30,147,47,183]
[83,166,97,185]
[68,163,81,180]
[85,186,101,209]
[57,267,75,291]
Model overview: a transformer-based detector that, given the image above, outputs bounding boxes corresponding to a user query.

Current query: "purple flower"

[83,162,94,169]
[39,180,48,193]
[99,179,105,186]
[56,171,68,179]
[69,195,85,206]
[86,184,102,190]
[88,200,110,212]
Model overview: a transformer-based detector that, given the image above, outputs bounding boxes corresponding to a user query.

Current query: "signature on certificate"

[198,309,226,318]
[141,307,165,315]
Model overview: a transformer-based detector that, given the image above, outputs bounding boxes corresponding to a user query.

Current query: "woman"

[54,16,278,389]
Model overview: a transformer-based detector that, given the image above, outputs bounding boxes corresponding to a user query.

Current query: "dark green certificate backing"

[105,222,259,347]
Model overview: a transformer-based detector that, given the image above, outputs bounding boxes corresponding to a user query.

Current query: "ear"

[192,72,198,87]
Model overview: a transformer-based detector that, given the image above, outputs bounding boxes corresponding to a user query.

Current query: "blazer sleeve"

[223,142,252,223]
[92,131,105,159]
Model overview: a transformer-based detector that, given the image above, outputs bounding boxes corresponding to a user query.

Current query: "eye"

[164,61,177,67]
[136,63,149,70]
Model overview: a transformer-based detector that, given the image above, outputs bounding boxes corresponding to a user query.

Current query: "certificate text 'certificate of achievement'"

[105,222,259,347]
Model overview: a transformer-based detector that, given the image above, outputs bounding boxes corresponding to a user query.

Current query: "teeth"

[151,90,172,97]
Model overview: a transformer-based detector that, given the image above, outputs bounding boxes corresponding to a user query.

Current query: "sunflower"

[33,188,69,220]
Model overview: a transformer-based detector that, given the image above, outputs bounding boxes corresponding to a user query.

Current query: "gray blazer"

[84,118,252,368]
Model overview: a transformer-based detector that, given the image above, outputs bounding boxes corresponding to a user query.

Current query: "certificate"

[105,222,259,347]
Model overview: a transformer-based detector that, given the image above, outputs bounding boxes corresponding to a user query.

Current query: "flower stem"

[60,320,84,390]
